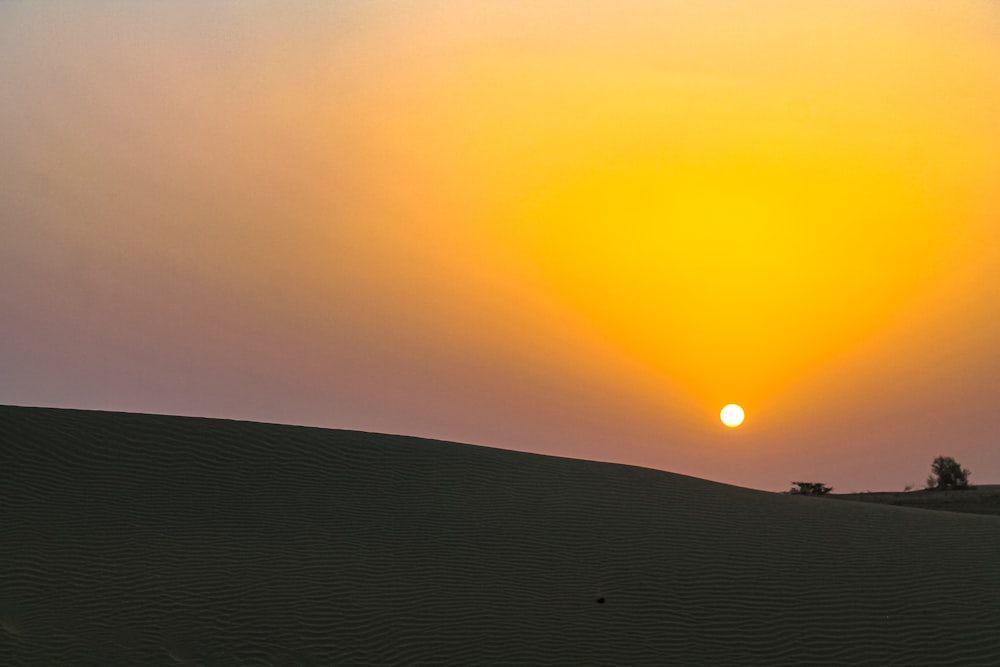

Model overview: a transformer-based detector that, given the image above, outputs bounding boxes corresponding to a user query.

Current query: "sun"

[720,404,745,428]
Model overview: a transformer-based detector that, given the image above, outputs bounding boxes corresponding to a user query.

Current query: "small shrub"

[790,481,833,495]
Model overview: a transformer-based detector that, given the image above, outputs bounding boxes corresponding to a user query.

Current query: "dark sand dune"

[2,406,999,665]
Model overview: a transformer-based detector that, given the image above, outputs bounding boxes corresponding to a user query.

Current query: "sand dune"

[2,406,999,665]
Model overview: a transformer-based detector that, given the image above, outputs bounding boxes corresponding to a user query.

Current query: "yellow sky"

[358,0,999,406]
[2,1,999,490]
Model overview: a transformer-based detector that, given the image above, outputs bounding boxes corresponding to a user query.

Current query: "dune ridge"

[2,405,999,665]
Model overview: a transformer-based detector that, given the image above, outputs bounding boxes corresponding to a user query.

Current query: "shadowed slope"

[829,487,1000,517]
[2,406,999,665]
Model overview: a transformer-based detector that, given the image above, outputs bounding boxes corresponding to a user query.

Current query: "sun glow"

[346,1,999,418]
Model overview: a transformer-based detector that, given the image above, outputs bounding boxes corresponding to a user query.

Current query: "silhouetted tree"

[790,481,833,495]
[926,456,971,490]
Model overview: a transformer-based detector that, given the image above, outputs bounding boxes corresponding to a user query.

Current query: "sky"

[2,1,999,492]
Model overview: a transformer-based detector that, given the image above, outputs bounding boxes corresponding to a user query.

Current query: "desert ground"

[827,486,1000,517]
[2,405,999,665]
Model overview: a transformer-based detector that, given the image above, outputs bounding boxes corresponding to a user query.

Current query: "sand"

[828,486,1000,517]
[2,405,999,665]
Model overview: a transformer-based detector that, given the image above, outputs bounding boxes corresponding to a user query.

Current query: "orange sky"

[2,1,999,491]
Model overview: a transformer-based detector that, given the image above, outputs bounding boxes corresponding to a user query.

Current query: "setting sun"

[721,404,745,428]
[2,0,998,492]
[3,3,1000,661]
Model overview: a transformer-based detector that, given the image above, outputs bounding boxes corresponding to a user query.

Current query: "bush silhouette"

[790,481,832,495]
[926,456,971,490]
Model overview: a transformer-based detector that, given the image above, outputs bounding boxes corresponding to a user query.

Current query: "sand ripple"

[2,406,999,665]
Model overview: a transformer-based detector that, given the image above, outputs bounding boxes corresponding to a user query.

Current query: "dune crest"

[2,405,999,665]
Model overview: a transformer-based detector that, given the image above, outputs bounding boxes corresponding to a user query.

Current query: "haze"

[2,1,999,491]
